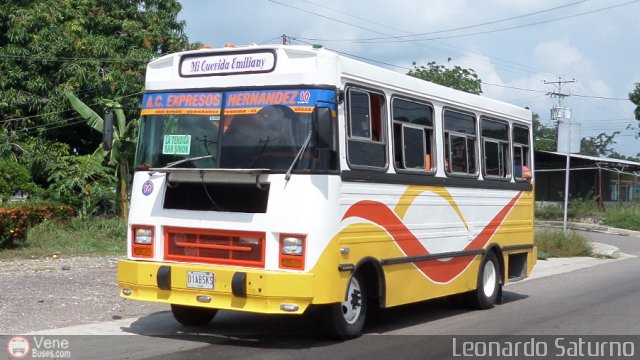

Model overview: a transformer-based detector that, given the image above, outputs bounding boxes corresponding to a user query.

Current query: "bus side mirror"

[103,112,114,151]
[312,107,333,150]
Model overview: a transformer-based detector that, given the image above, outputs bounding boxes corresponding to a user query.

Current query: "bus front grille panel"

[164,227,265,267]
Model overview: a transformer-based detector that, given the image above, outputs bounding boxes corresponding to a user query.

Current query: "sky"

[177,0,640,157]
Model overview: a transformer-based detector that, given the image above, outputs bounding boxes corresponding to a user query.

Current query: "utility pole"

[544,77,576,126]
[281,34,290,45]
[543,77,577,233]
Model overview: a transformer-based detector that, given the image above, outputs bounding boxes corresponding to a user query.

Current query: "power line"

[266,0,390,38]
[1,91,143,124]
[571,93,631,101]
[259,35,284,45]
[481,82,546,94]
[305,0,590,42]
[291,37,412,71]
[271,0,554,77]
[272,0,635,83]
[294,0,411,35]
[0,109,75,124]
[290,1,639,43]
[0,54,149,63]
[15,116,85,133]
[284,45,632,102]
[481,81,630,101]
[354,1,640,43]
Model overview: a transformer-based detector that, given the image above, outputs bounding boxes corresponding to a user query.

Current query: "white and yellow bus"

[118,44,535,338]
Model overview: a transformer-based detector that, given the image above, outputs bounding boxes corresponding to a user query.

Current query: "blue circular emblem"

[142,180,154,196]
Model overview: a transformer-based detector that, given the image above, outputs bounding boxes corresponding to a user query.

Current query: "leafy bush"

[0,203,75,249]
[535,193,603,221]
[46,154,116,217]
[602,205,640,231]
[0,157,40,202]
[535,230,592,258]
[535,204,564,220]
[568,192,603,221]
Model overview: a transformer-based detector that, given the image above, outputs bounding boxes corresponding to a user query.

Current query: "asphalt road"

[6,231,639,360]
[141,254,640,359]
[578,230,640,255]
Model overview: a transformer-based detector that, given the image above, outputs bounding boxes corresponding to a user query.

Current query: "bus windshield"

[135,88,338,172]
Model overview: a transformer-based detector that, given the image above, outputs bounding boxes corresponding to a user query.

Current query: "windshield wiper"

[164,154,215,168]
[285,131,313,181]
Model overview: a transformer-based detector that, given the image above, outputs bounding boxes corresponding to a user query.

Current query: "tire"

[322,273,367,340]
[468,251,501,310]
[171,304,218,326]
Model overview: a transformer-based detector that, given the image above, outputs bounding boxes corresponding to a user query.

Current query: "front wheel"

[468,251,501,309]
[322,273,367,340]
[171,304,218,326]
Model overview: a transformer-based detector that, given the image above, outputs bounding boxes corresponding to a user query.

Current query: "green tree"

[630,83,640,127]
[0,128,70,188]
[46,154,116,218]
[407,61,482,94]
[607,150,640,162]
[0,158,39,202]
[65,91,137,220]
[580,131,619,157]
[0,0,192,154]
[532,114,557,151]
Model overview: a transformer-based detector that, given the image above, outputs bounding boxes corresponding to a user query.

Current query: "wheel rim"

[482,260,497,298]
[341,276,363,325]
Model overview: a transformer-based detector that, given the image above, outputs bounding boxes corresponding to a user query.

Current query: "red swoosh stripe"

[342,191,523,283]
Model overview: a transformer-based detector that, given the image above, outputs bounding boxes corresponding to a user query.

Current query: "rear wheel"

[322,273,367,339]
[171,304,218,326]
[468,251,501,309]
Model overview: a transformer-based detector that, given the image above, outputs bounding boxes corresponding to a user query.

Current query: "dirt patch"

[0,256,166,334]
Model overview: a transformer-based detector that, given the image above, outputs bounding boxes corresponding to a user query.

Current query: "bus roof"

[145,44,531,123]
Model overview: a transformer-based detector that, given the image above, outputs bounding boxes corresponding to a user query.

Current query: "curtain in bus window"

[349,91,371,138]
[402,126,425,169]
[347,88,386,169]
[512,125,531,179]
[484,141,501,176]
[450,135,468,173]
[444,110,476,175]
[467,137,476,174]
[480,119,509,178]
[392,98,433,172]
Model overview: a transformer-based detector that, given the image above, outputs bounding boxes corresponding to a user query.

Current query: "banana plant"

[64,90,138,221]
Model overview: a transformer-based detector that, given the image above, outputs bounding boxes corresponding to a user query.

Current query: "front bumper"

[117,260,315,314]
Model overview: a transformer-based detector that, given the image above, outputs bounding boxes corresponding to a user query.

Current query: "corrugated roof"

[537,150,640,167]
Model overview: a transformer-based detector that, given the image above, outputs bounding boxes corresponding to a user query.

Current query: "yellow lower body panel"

[117,260,315,314]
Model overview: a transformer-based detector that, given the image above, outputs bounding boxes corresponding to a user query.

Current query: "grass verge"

[535,229,592,260]
[602,205,640,231]
[0,216,126,259]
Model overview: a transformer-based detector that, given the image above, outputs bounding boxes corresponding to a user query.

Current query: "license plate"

[187,271,214,289]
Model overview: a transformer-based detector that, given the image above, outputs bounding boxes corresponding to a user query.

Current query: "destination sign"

[180,51,276,76]
[141,89,336,116]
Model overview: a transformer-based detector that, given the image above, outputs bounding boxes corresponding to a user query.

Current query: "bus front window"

[220,105,306,169]
[135,114,220,169]
[135,89,338,172]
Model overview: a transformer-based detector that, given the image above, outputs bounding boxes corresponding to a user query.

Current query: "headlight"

[134,228,153,245]
[281,236,303,255]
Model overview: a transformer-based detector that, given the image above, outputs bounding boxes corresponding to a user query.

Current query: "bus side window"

[392,98,434,173]
[513,125,531,181]
[443,109,477,176]
[481,118,509,179]
[346,88,387,169]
